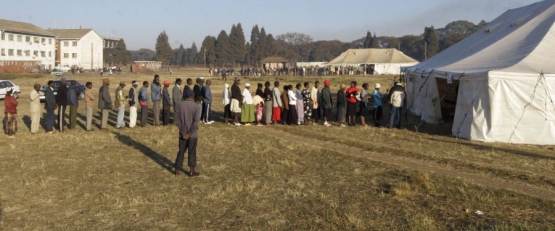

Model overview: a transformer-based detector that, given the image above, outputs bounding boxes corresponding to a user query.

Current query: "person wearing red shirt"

[3,88,18,138]
[345,81,359,126]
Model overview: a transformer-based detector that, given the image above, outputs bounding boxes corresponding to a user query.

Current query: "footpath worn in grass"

[1,70,555,229]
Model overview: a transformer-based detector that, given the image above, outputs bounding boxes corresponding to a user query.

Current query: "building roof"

[261,56,289,63]
[47,29,94,39]
[101,35,121,41]
[0,19,55,37]
[327,48,418,66]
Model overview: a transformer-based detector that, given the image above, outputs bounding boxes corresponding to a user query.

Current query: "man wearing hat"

[162,80,172,126]
[389,82,406,129]
[115,81,127,129]
[373,83,384,127]
[56,77,68,131]
[98,78,112,131]
[172,78,183,123]
[174,88,201,177]
[128,81,139,128]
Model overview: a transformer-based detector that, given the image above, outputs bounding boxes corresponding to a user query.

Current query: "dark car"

[40,80,86,102]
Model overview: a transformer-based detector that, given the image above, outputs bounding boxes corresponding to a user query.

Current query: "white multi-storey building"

[48,29,103,70]
[0,19,56,73]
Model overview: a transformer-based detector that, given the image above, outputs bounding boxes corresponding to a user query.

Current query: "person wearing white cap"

[373,83,384,127]
[3,87,18,137]
[128,81,139,128]
[241,83,255,125]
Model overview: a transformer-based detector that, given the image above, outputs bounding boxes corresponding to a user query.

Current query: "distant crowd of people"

[209,65,376,78]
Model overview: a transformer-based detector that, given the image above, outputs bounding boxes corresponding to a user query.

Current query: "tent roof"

[0,19,55,37]
[47,29,95,39]
[261,56,289,63]
[327,48,418,65]
[405,0,555,75]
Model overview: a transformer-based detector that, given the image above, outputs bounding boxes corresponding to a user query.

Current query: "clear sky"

[1,0,540,50]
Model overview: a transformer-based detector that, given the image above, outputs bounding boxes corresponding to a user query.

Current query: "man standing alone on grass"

[162,80,172,126]
[389,82,406,129]
[3,88,18,138]
[202,80,214,124]
[67,80,78,129]
[151,75,162,126]
[128,81,139,128]
[56,78,68,131]
[115,81,127,129]
[84,82,95,131]
[231,78,242,126]
[29,84,42,134]
[98,78,112,131]
[139,81,149,127]
[44,80,56,133]
[172,78,182,123]
[174,88,201,177]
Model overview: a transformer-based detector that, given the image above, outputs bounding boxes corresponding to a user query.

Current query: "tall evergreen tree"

[115,39,131,65]
[371,32,379,48]
[258,28,268,60]
[154,31,173,65]
[215,30,231,65]
[265,33,276,57]
[200,36,216,66]
[363,31,372,48]
[424,26,439,59]
[175,44,185,66]
[229,23,247,65]
[189,42,198,65]
[249,25,260,65]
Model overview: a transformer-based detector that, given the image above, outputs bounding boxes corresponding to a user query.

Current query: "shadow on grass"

[22,115,32,131]
[428,137,555,161]
[112,132,175,174]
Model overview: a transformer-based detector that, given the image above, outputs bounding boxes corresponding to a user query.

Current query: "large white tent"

[403,0,555,145]
[327,48,418,75]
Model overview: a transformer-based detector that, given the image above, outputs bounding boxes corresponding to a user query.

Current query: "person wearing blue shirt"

[151,75,162,126]
[139,81,150,127]
[202,80,214,124]
[373,83,384,127]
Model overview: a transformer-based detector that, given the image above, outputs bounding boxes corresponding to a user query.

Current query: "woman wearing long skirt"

[288,85,298,125]
[263,81,273,125]
[241,83,255,125]
[295,83,304,125]
[281,85,290,125]
[302,82,312,125]
[336,84,347,127]
[3,88,18,138]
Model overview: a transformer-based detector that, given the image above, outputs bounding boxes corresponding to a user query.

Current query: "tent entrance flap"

[436,78,459,123]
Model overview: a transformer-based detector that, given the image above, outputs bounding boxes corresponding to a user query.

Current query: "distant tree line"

[103,39,131,66]
[130,20,488,66]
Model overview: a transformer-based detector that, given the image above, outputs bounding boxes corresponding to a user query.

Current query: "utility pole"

[203,49,206,67]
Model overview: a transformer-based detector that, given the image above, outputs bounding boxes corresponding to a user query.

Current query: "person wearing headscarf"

[373,83,384,127]
[231,78,242,126]
[302,82,312,125]
[151,74,162,125]
[222,83,231,124]
[162,80,172,126]
[29,83,43,134]
[295,83,304,125]
[56,77,68,131]
[3,88,18,137]
[336,83,347,127]
[241,83,255,125]
[321,80,333,127]
[115,81,127,129]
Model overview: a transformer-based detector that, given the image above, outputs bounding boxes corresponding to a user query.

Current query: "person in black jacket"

[45,80,56,133]
[193,77,203,121]
[56,78,68,132]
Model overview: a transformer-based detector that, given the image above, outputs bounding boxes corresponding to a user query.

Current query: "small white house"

[48,29,103,70]
[0,19,56,72]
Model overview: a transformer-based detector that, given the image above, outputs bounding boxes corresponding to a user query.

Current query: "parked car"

[40,80,86,102]
[0,80,21,99]
[51,68,64,76]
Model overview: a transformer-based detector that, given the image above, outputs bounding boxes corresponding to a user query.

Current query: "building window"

[17,35,22,42]
[72,41,77,46]
[49,38,52,44]
[26,36,30,42]
[41,38,45,43]
[17,50,22,56]
[25,50,30,56]
[72,53,77,58]
[33,37,39,43]
[1,49,5,56]
[64,41,69,47]
[41,51,45,57]
[64,53,69,58]
[48,51,52,57]
[8,49,14,56]
[1,33,4,40]
[33,50,38,56]
[8,34,14,41]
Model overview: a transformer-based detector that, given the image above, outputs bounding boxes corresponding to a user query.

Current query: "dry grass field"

[1,68,555,230]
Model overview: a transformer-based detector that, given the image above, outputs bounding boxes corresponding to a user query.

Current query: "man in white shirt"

[29,84,43,134]
[310,81,320,124]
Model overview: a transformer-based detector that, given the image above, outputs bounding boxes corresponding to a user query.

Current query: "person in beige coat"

[29,84,43,134]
